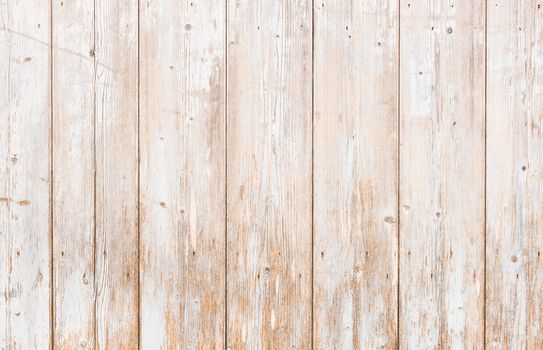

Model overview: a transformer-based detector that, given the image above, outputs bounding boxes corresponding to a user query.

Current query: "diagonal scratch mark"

[1,26,117,72]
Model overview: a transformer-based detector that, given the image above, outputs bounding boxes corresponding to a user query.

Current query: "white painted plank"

[52,0,95,348]
[139,0,225,348]
[486,1,543,348]
[313,1,399,349]
[399,1,486,348]
[0,0,51,348]
[94,0,139,348]
[226,0,312,348]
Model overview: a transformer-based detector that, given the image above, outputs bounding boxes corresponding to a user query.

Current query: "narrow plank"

[139,0,225,348]
[226,1,312,348]
[0,0,51,348]
[399,1,485,348]
[52,0,96,348]
[94,0,138,348]
[486,1,543,348]
[313,1,398,349]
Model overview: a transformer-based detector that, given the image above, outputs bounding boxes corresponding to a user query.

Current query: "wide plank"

[313,1,399,348]
[486,1,543,348]
[226,0,312,348]
[139,0,226,348]
[399,1,486,348]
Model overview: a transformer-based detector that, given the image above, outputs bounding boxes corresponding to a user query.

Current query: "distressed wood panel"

[486,1,543,348]
[399,1,486,348]
[4,1,543,348]
[226,0,312,348]
[139,0,225,348]
[94,0,139,348]
[0,0,51,348]
[52,0,96,348]
[313,1,398,349]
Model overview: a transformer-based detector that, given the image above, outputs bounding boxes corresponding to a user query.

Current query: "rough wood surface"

[139,0,225,348]
[226,0,312,348]
[3,1,543,348]
[486,1,543,348]
[399,1,486,348]
[94,0,139,348]
[0,0,51,348]
[52,0,96,348]
[313,1,399,349]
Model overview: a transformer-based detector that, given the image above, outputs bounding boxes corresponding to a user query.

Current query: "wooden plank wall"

[1,0,543,349]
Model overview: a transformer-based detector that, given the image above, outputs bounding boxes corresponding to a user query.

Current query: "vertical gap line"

[137,0,141,348]
[4,0,12,345]
[396,1,401,349]
[92,0,97,347]
[49,0,54,347]
[310,0,315,348]
[224,0,228,349]
[483,0,488,348]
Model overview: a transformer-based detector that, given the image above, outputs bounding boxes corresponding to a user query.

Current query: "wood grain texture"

[139,0,225,348]
[486,1,543,348]
[0,0,51,348]
[399,1,486,348]
[313,1,398,349]
[4,1,543,348]
[94,0,138,348]
[52,0,96,348]
[226,1,312,348]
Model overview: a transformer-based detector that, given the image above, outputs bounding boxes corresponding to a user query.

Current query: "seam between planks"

[137,0,141,348]
[49,0,54,347]
[310,0,315,349]
[483,0,488,348]
[224,0,228,348]
[92,0,97,345]
[5,0,11,344]
[397,1,401,349]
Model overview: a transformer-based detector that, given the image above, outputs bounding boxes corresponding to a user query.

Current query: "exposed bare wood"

[94,0,139,348]
[486,1,543,348]
[313,1,399,348]
[3,1,543,348]
[0,0,51,348]
[226,0,313,348]
[399,1,486,348]
[139,0,225,348]
[52,0,96,348]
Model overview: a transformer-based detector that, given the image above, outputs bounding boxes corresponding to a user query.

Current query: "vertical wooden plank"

[0,0,51,348]
[226,0,312,348]
[52,0,95,348]
[313,1,398,349]
[486,1,543,348]
[139,0,225,348]
[94,0,138,348]
[399,1,486,348]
